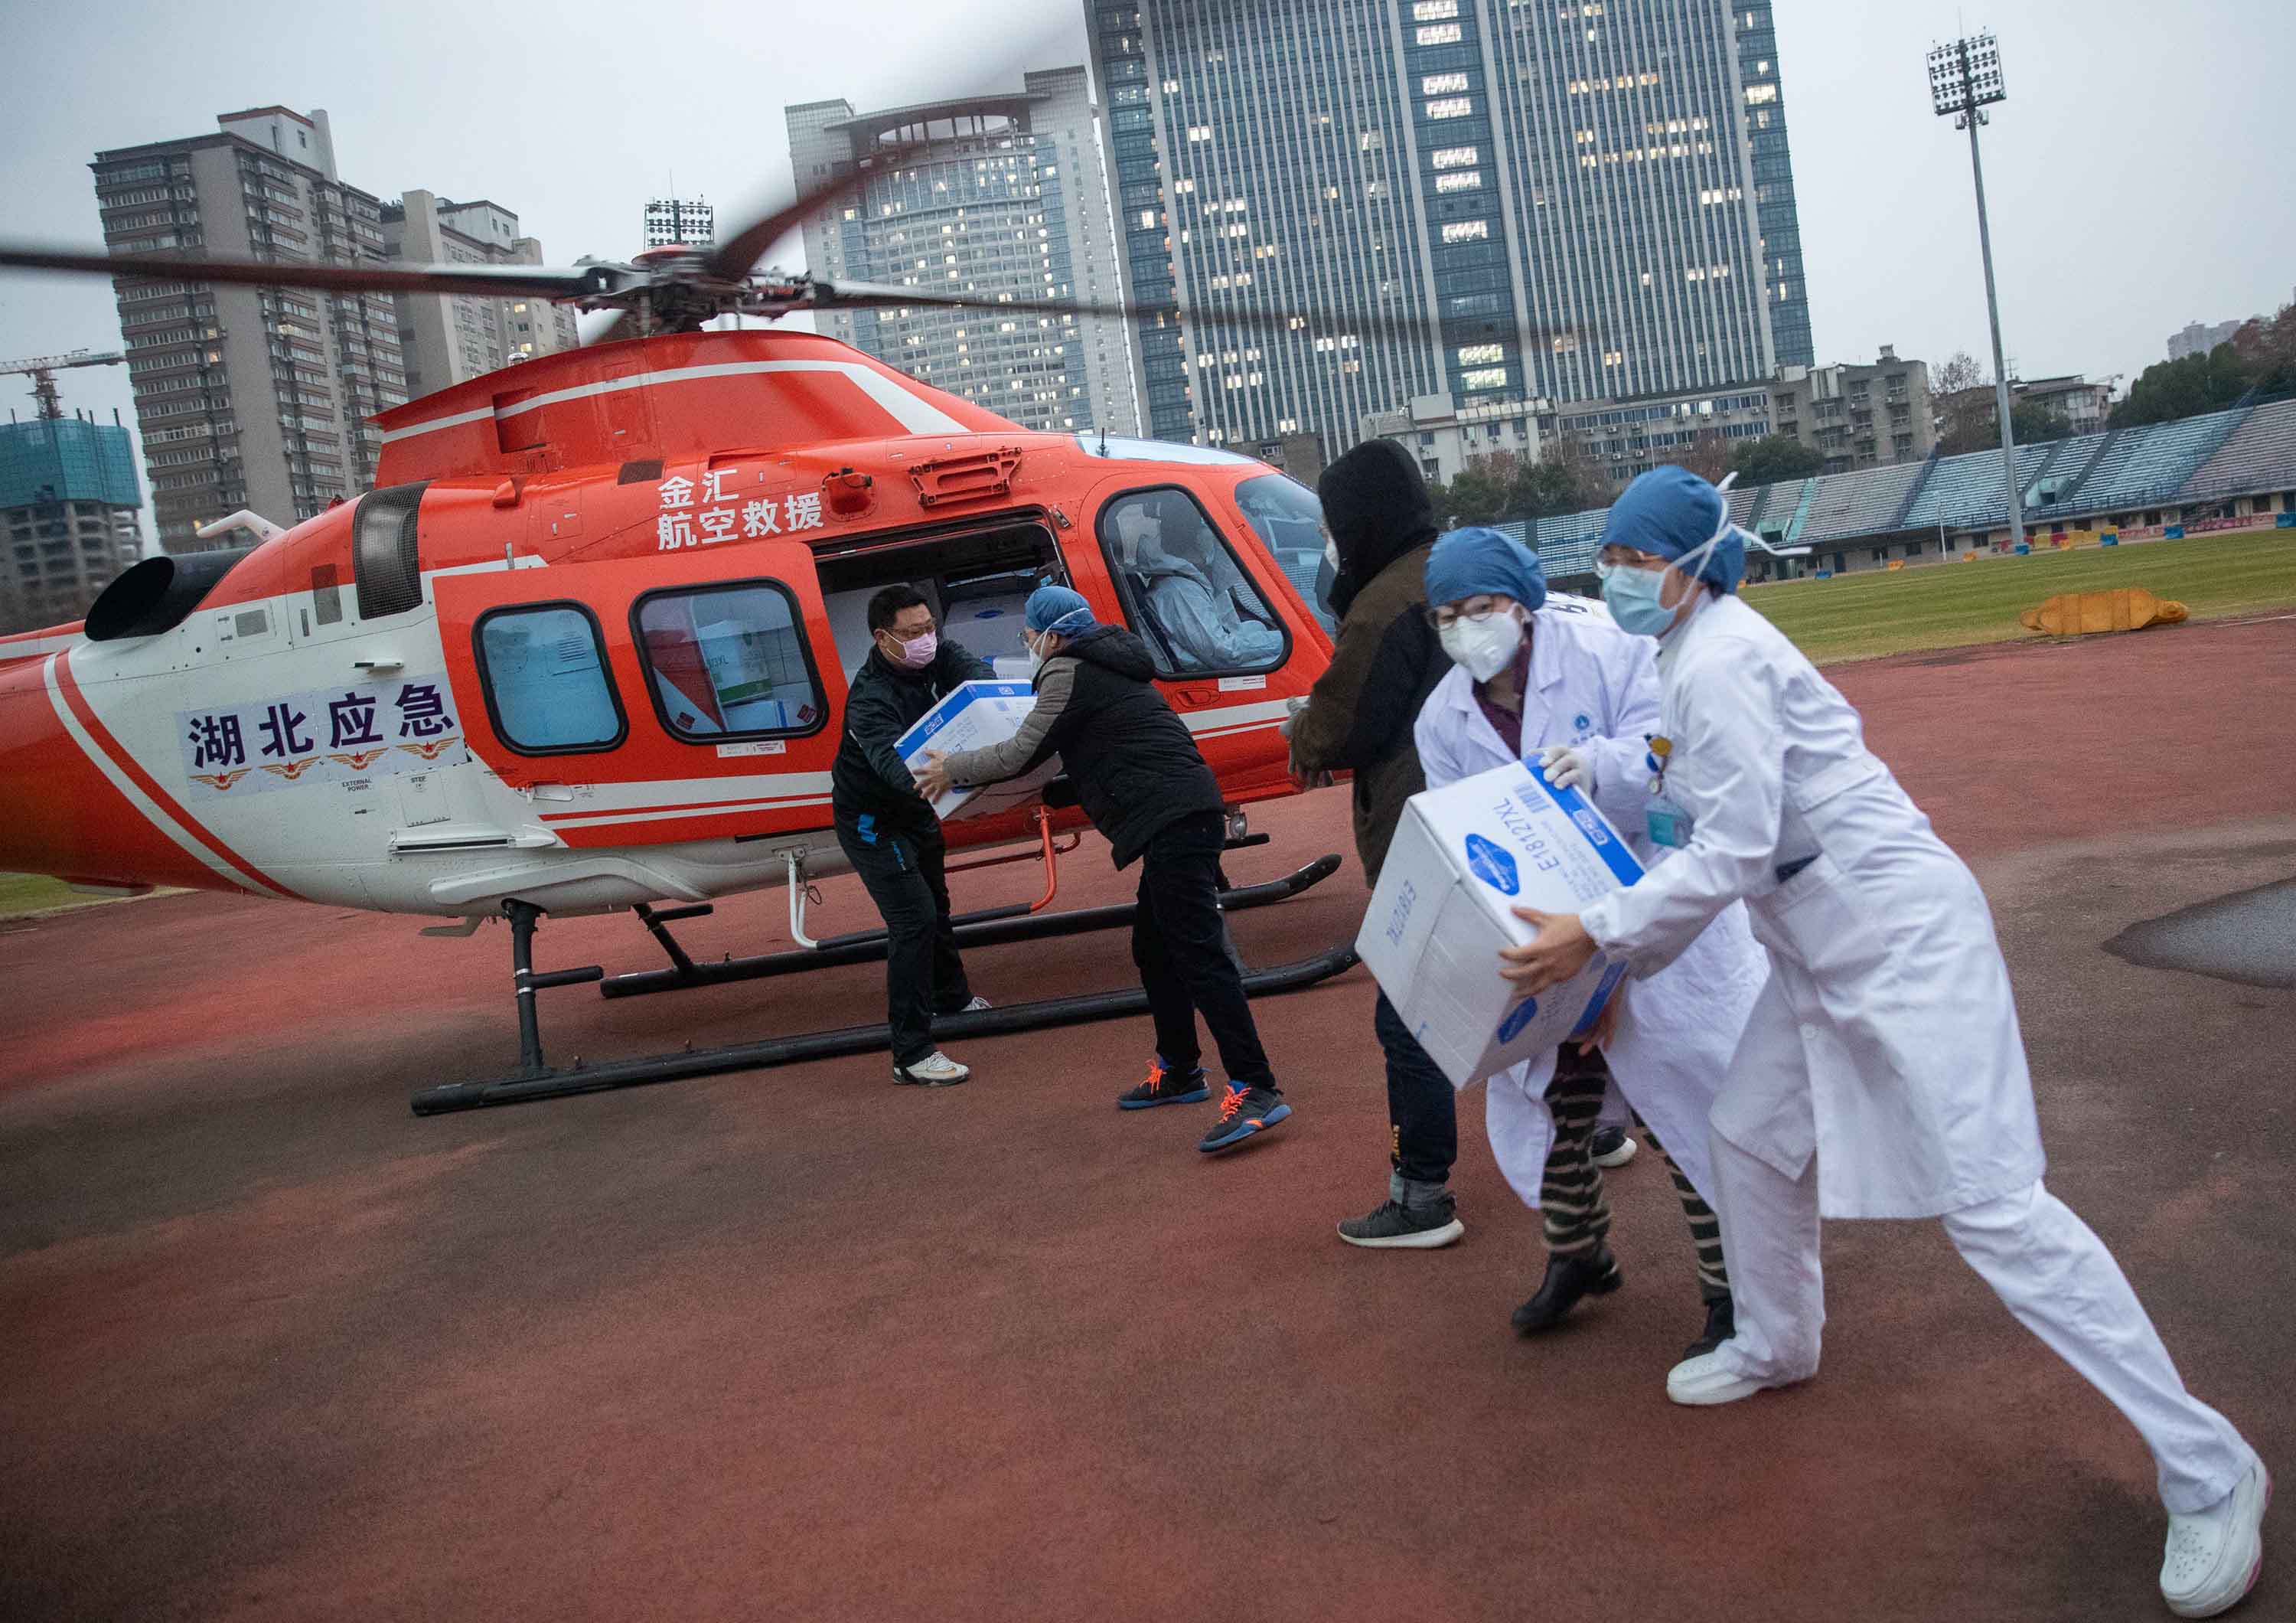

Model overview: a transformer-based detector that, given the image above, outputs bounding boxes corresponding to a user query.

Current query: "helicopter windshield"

[1233,472,1336,636]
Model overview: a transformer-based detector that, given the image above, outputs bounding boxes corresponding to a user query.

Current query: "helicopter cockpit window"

[352,482,429,619]
[473,602,627,756]
[632,582,826,741]
[1234,473,1336,636]
[1098,488,1288,681]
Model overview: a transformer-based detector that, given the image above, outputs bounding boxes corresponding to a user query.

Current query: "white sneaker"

[2161,1459,2268,1618]
[1665,1344,1805,1407]
[893,1050,971,1087]
[960,995,993,1012]
[1591,1129,1638,1169]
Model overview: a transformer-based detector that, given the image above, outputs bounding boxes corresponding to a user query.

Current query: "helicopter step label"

[178,674,471,795]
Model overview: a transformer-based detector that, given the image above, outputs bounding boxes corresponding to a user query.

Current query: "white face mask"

[1323,537,1341,574]
[1439,610,1524,684]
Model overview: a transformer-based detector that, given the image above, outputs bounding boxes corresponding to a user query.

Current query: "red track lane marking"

[51,655,303,902]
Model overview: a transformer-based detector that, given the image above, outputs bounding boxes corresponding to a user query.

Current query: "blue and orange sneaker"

[1198,1083,1291,1152]
[1117,1057,1210,1110]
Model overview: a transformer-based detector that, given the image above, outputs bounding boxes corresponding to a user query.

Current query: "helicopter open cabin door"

[433,541,847,851]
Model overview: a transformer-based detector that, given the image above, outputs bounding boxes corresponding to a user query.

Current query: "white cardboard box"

[896,679,1060,822]
[1356,759,1643,1089]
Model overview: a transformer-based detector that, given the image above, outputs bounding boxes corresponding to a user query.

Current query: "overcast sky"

[2,0,2290,533]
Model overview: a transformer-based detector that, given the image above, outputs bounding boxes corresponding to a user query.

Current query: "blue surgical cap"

[1025,584,1097,638]
[1424,526,1548,613]
[1602,465,1746,593]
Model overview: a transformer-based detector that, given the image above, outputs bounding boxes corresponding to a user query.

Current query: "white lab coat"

[1414,605,1769,1210]
[1578,593,2046,1220]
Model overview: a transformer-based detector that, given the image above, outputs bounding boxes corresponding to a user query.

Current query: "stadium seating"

[2183,398,2296,501]
[2069,407,2248,511]
[1800,460,1928,544]
[1470,397,2292,578]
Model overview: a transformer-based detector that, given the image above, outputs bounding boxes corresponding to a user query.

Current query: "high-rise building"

[644,197,716,249]
[2167,318,2246,363]
[382,191,581,400]
[90,106,409,553]
[1,413,144,630]
[1085,0,1812,457]
[787,68,1139,436]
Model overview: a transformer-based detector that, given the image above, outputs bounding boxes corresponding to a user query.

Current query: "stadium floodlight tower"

[1929,31,2025,550]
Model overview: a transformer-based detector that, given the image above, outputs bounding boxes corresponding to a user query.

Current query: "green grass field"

[0,873,80,917]
[1743,528,2296,665]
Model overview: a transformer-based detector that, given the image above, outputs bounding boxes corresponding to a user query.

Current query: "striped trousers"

[1541,1047,1729,1301]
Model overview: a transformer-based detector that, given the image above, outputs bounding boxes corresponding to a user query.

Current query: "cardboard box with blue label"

[1355,759,1645,1089]
[895,679,1061,822]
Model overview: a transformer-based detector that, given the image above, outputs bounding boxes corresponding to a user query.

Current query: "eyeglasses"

[1595,547,1669,580]
[1426,598,1509,630]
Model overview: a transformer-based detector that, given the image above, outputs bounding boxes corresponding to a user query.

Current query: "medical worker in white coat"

[1498,465,2266,1621]
[1414,527,1769,1357]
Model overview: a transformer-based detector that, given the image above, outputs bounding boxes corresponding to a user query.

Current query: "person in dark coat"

[915,586,1290,1154]
[1287,439,1462,1245]
[830,583,995,1087]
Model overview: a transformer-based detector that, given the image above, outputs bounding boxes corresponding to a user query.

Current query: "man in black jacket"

[915,586,1290,1154]
[831,583,995,1086]
[1287,439,1461,1246]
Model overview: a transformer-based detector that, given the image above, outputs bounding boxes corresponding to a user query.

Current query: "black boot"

[1510,1246,1623,1333]
[1684,1295,1735,1359]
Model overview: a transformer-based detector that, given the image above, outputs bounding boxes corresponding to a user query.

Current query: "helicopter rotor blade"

[0,242,621,302]
[801,276,1560,354]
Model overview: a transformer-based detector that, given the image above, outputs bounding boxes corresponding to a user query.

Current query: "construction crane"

[0,348,127,420]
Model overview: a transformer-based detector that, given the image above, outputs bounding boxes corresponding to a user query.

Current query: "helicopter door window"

[472,602,628,756]
[632,582,826,741]
[1233,472,1337,636]
[352,481,429,619]
[1098,488,1288,680]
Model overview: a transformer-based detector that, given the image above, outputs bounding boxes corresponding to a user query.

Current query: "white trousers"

[1709,1128,2256,1514]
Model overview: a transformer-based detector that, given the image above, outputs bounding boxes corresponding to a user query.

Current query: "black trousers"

[1133,812,1276,1092]
[1372,990,1458,1185]
[836,815,974,1066]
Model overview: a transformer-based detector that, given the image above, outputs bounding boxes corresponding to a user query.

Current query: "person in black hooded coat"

[1289,439,1464,1247]
[915,586,1292,1157]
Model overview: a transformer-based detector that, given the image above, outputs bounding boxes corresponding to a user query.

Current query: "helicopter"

[0,121,1479,1114]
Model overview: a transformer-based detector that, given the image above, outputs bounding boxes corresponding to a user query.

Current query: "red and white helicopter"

[0,130,1469,1111]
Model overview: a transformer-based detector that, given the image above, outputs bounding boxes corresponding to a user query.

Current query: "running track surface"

[4,616,2291,1621]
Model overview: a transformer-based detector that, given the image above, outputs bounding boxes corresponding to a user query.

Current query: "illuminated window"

[1416,22,1462,44]
[1745,83,1778,105]
[1440,220,1489,243]
[1436,171,1482,192]
[1431,145,1479,168]
[1462,367,1508,390]
[1422,72,1469,95]
[1187,125,1212,142]
[1413,0,1459,16]
[1456,343,1504,364]
[1425,97,1473,119]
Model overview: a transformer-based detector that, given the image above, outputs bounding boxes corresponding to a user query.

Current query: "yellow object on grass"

[2020,586,2190,636]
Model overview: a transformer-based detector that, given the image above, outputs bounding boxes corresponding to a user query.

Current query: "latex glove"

[1538,743,1594,793]
[1500,907,1596,994]
[911,749,952,802]
[1278,695,1309,740]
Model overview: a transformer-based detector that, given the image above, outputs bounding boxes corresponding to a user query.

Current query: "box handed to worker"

[1357,759,1643,1087]
[897,679,1061,821]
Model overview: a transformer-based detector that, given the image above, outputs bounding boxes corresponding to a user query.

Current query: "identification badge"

[1646,792,1693,848]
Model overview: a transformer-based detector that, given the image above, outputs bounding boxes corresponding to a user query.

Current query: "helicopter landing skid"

[410,936,1360,1116]
[596,851,1342,1001]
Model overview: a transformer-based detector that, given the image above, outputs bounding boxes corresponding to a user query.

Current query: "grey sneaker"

[893,1050,971,1087]
[1337,1194,1465,1249]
